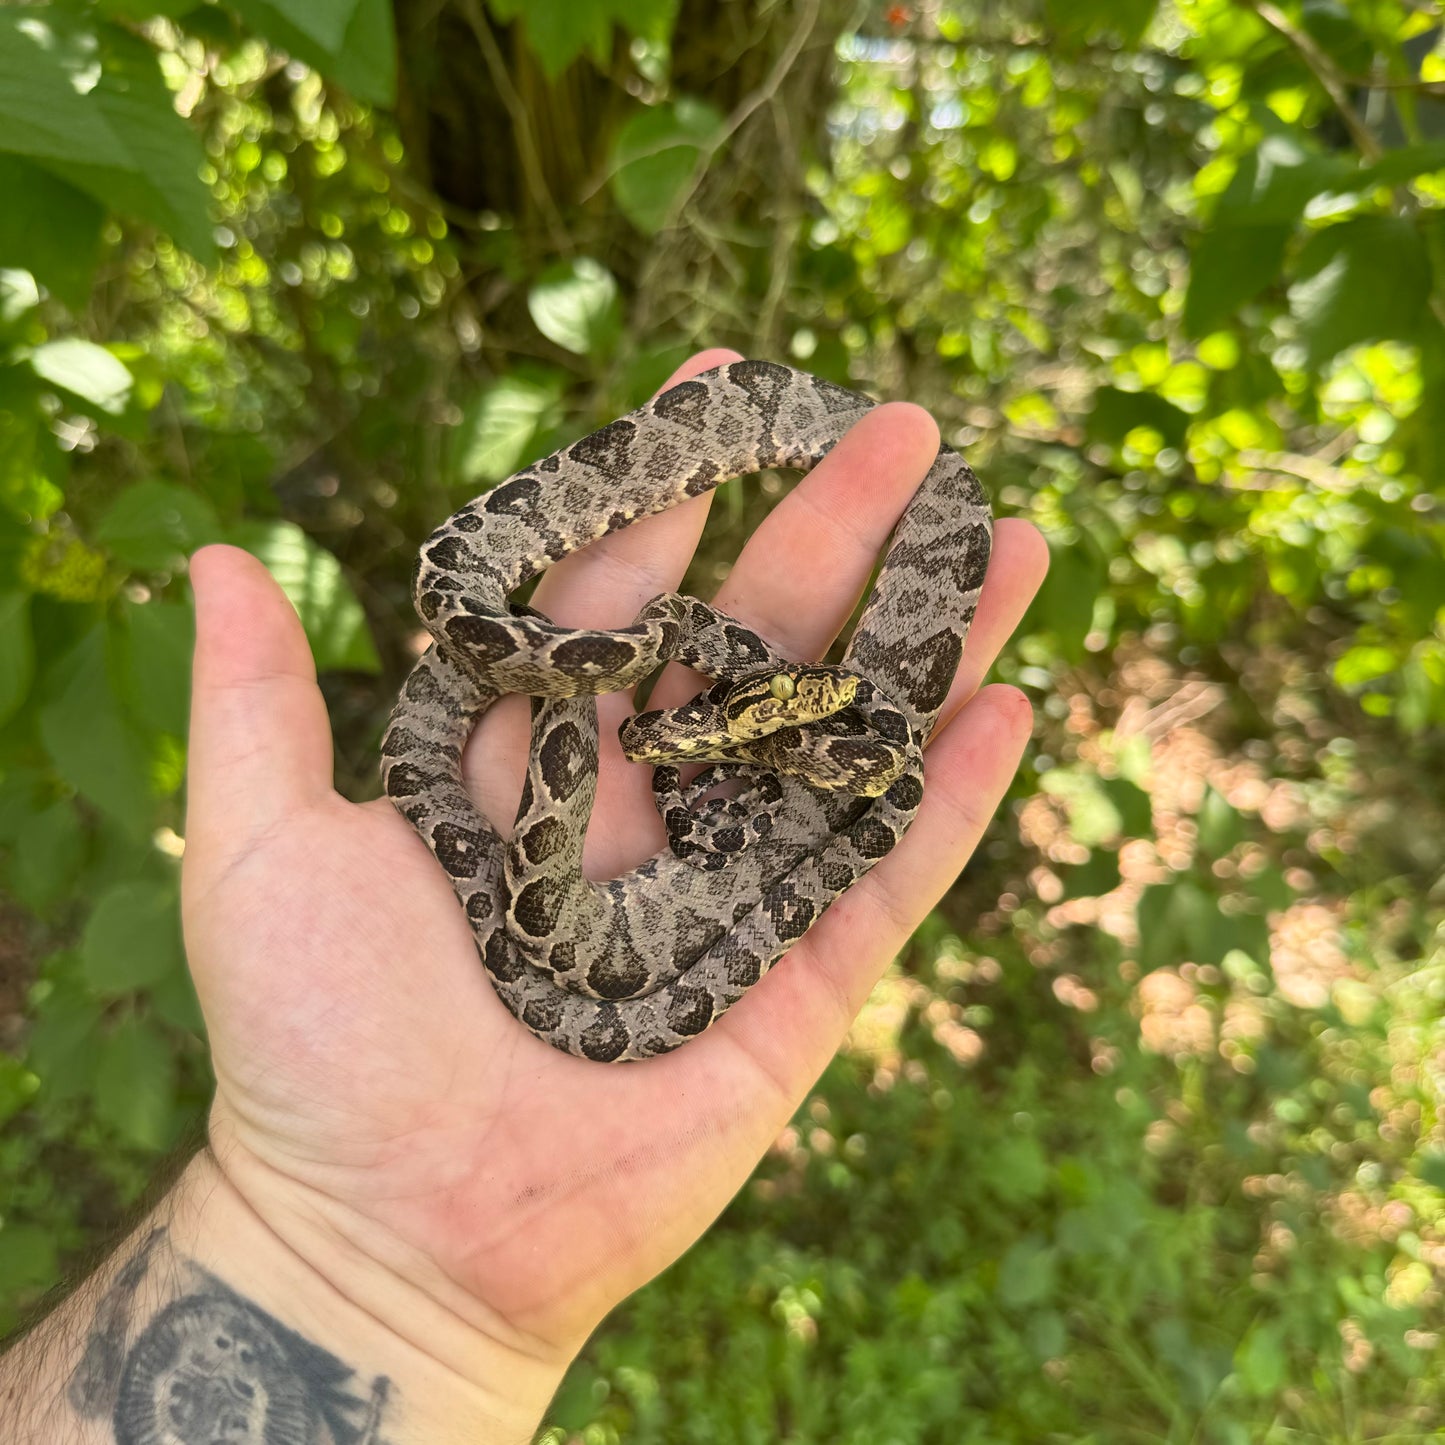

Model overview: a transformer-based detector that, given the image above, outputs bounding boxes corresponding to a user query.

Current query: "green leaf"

[1183,224,1290,337]
[8,800,84,914]
[1416,1150,1445,1192]
[1212,911,1269,974]
[1025,1310,1067,1364]
[229,0,396,105]
[1298,2,1370,74]
[94,480,221,571]
[452,371,567,486]
[0,269,40,327]
[117,596,193,737]
[1357,140,1445,190]
[0,589,33,725]
[615,343,696,408]
[81,878,183,994]
[609,98,722,235]
[39,624,156,831]
[546,1368,608,1434]
[979,1134,1050,1205]
[1101,775,1153,837]
[0,12,132,171]
[1289,217,1431,368]
[1046,0,1158,45]
[27,978,102,1101]
[0,1053,38,1129]
[1247,866,1294,914]
[150,962,206,1036]
[1040,768,1123,847]
[46,26,214,261]
[1196,786,1244,857]
[94,1015,177,1150]
[325,0,396,106]
[96,0,204,18]
[528,258,622,357]
[1215,133,1355,227]
[246,0,359,56]
[231,520,381,673]
[614,0,677,44]
[1152,1317,1230,1410]
[487,0,613,78]
[1086,386,1189,451]
[0,1224,57,1297]
[1025,537,1105,665]
[28,338,133,417]
[1332,642,1397,688]
[1136,878,1216,973]
[0,367,53,525]
[0,16,212,262]
[997,1237,1057,1308]
[1060,849,1122,900]
[0,767,45,844]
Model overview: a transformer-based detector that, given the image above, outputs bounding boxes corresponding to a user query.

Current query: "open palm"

[181,349,1047,1371]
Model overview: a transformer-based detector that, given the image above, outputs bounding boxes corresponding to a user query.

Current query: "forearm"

[0,1150,567,1444]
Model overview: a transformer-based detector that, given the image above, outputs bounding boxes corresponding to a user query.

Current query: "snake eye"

[768,673,797,701]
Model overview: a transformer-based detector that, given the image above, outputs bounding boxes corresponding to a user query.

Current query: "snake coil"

[382,361,992,1061]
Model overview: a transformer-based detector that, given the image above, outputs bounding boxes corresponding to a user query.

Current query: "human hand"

[181,348,1048,1427]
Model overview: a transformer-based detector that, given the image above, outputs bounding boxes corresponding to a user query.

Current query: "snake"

[381,360,992,1061]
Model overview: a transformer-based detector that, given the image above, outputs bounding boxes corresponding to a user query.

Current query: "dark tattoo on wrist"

[66,1227,392,1444]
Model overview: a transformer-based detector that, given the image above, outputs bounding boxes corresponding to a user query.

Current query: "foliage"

[1,0,1444,1440]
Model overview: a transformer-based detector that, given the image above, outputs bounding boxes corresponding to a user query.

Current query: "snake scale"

[381,360,992,1061]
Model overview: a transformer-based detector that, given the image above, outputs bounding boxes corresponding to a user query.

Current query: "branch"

[661,0,824,233]
[1337,75,1445,97]
[1234,446,1367,493]
[1243,0,1382,162]
[755,94,803,352]
[629,0,826,338]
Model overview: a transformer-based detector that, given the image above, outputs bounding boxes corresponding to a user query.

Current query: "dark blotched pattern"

[381,362,991,1059]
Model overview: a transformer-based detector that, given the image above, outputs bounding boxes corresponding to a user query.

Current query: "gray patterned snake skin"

[381,360,992,1061]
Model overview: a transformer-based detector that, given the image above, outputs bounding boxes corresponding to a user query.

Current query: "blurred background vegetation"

[1,0,1444,1438]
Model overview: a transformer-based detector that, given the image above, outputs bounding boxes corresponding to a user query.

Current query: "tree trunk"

[389,0,853,351]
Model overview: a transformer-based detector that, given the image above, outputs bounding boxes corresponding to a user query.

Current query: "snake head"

[723,667,860,741]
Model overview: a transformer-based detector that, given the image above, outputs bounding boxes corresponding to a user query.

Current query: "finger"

[931,518,1050,732]
[185,544,335,861]
[528,347,745,631]
[709,683,1034,1097]
[462,349,743,875]
[647,401,941,712]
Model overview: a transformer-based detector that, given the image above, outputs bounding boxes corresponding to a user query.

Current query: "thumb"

[185,545,336,855]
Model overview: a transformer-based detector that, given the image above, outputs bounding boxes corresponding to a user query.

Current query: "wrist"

[1,1145,570,1443]
[175,1141,572,1443]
